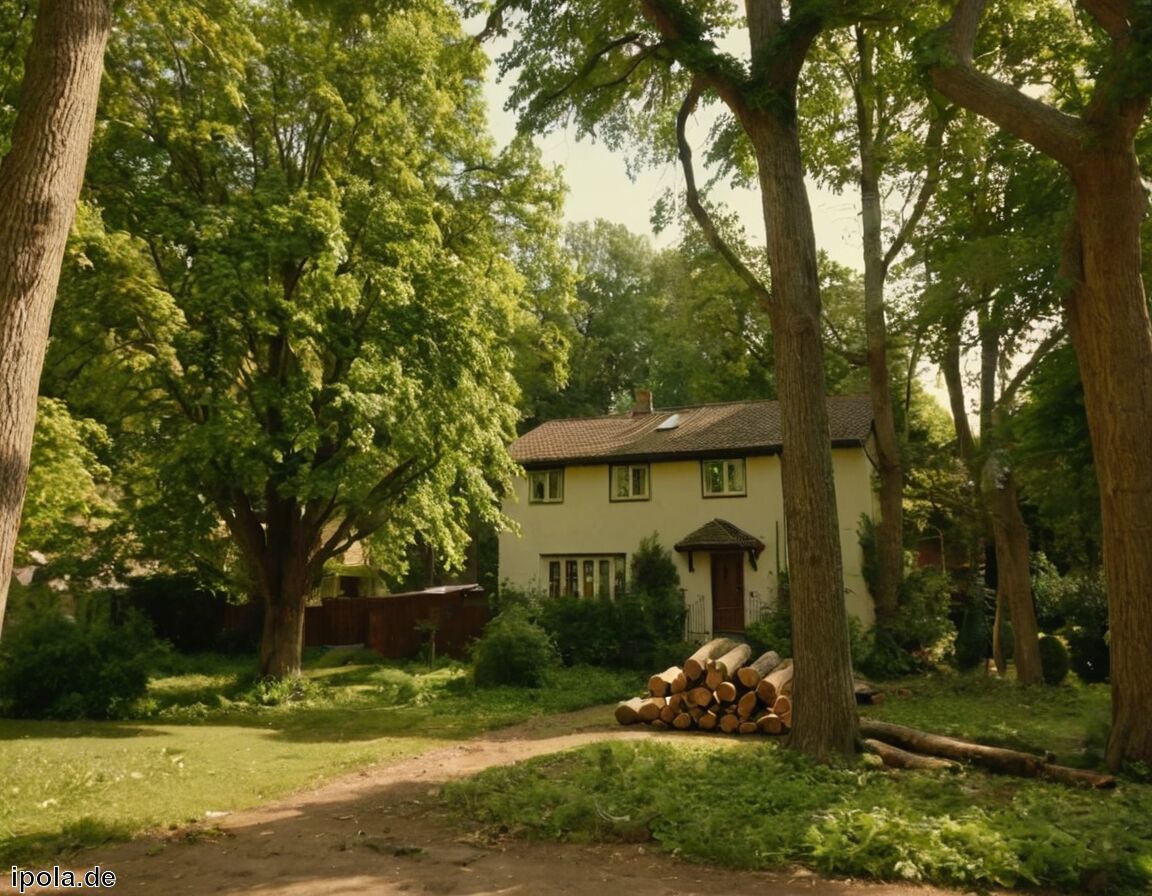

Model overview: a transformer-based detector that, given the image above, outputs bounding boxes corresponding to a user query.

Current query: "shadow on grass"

[0,720,169,741]
[1,817,136,867]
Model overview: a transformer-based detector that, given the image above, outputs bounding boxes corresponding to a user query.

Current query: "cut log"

[862,738,959,771]
[648,666,683,698]
[853,679,885,706]
[758,712,783,735]
[705,643,753,690]
[658,703,677,725]
[637,698,664,723]
[771,694,791,717]
[698,710,719,731]
[736,650,782,689]
[650,719,669,730]
[672,712,695,730]
[683,637,740,684]
[736,690,760,721]
[859,719,1116,787]
[738,721,759,735]
[718,713,742,734]
[685,686,715,709]
[714,681,739,704]
[756,658,793,705]
[615,698,645,725]
[671,670,688,694]
[667,692,686,713]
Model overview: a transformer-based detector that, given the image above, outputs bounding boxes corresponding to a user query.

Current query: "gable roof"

[511,395,873,467]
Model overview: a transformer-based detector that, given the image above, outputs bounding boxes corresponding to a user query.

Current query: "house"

[499,391,877,641]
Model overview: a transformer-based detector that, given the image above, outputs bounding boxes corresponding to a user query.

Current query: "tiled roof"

[674,519,765,553]
[510,395,873,466]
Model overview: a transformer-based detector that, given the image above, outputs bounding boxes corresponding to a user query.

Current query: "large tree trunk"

[930,0,1152,773]
[752,115,858,761]
[1064,155,1152,769]
[0,0,111,635]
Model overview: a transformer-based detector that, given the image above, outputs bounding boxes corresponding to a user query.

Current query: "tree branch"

[998,324,1066,409]
[930,0,1085,168]
[884,109,953,271]
[676,82,771,306]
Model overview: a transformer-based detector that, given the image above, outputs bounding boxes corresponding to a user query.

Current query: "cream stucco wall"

[499,447,876,638]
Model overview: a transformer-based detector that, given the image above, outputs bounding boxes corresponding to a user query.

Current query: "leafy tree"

[492,0,865,759]
[930,0,1152,769]
[0,0,112,638]
[53,0,567,677]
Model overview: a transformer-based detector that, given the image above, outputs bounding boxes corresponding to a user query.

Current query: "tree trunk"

[0,0,111,635]
[1063,156,1152,770]
[749,110,857,762]
[260,586,306,680]
[857,73,904,623]
[985,466,1042,684]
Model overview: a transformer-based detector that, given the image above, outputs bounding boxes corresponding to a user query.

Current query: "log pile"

[618,638,883,737]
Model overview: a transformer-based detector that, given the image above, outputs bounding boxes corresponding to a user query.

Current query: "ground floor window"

[543,554,627,598]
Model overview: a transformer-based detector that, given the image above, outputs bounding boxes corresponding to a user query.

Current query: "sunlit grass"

[0,654,644,865]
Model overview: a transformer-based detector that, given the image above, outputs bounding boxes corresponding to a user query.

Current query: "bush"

[1038,635,1070,686]
[952,585,992,672]
[0,599,158,719]
[1031,562,1109,683]
[470,607,558,687]
[745,575,792,658]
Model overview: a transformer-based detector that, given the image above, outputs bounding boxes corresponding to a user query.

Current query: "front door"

[710,551,745,633]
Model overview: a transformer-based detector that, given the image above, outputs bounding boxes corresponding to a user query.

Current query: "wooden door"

[711,552,745,633]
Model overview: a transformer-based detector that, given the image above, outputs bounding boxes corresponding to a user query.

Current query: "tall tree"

[802,17,951,624]
[930,0,1152,767]
[493,0,861,759]
[57,0,566,677]
[0,0,111,637]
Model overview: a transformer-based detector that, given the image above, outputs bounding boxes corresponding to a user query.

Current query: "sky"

[480,53,867,272]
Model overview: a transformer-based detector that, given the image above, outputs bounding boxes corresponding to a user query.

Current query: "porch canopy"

[674,518,765,572]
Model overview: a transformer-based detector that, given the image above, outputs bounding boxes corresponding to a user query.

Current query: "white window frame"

[541,554,627,599]
[702,458,747,497]
[528,468,564,504]
[610,463,650,501]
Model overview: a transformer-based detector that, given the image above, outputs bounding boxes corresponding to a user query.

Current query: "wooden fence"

[224,584,489,660]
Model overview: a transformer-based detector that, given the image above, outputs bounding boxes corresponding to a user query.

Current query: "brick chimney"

[631,389,653,416]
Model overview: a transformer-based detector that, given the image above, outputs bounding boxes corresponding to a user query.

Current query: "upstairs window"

[702,458,746,497]
[529,469,564,503]
[610,463,650,501]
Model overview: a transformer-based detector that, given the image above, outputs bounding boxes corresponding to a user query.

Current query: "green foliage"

[1032,560,1109,683]
[122,574,234,653]
[0,599,158,719]
[864,567,957,678]
[538,595,616,666]
[745,582,792,658]
[444,720,1152,894]
[242,675,323,707]
[952,585,992,672]
[1038,634,1070,686]
[470,608,559,688]
[629,534,685,646]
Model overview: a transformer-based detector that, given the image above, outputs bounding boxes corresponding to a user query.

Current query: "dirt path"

[18,708,1009,896]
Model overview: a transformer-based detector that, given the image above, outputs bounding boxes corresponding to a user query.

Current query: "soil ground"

[12,707,1020,896]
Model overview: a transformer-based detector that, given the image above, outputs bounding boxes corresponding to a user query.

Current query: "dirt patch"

[15,707,1010,895]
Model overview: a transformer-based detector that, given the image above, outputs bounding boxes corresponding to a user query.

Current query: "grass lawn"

[0,650,643,865]
[443,671,1152,895]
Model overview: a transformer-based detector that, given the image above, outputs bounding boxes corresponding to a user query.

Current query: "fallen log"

[736,650,782,689]
[615,698,645,725]
[859,719,1117,788]
[862,738,959,772]
[648,666,683,698]
[758,712,784,735]
[672,712,694,730]
[714,680,739,704]
[738,721,759,735]
[637,698,664,723]
[736,690,760,721]
[658,703,677,725]
[685,686,715,709]
[683,637,740,684]
[853,679,885,706]
[705,643,753,690]
[698,710,719,731]
[756,658,793,705]
[718,713,741,734]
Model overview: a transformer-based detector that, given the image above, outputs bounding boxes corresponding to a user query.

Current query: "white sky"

[481,57,866,271]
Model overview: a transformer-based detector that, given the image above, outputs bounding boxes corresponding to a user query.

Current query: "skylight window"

[656,413,681,431]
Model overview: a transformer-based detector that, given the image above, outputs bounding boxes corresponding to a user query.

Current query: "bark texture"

[0,0,112,634]
[933,0,1152,767]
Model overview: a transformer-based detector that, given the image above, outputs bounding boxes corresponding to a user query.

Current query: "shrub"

[1030,562,1109,683]
[1038,635,1070,686]
[538,594,617,666]
[0,599,158,719]
[470,607,558,687]
[952,585,992,672]
[745,576,792,658]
